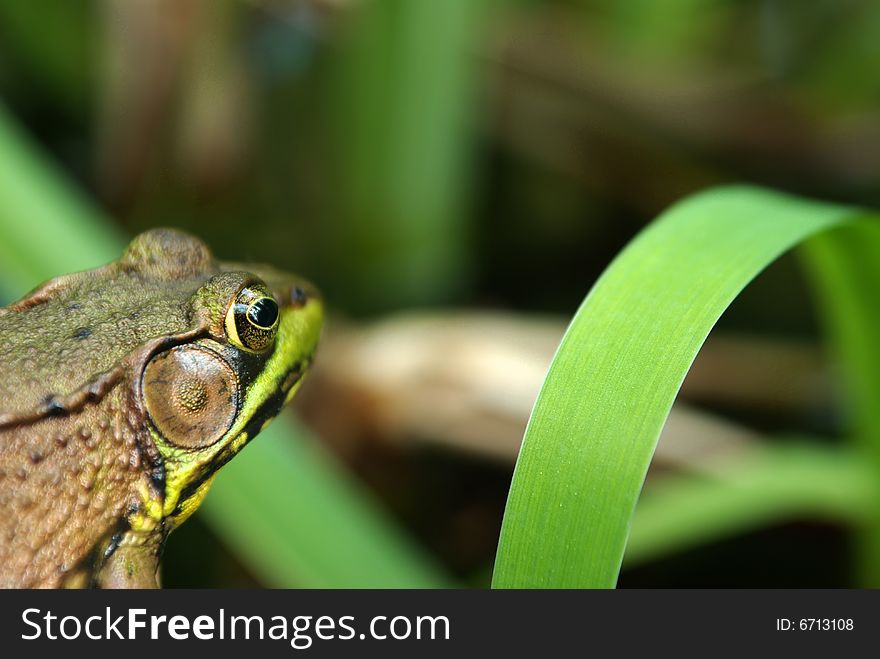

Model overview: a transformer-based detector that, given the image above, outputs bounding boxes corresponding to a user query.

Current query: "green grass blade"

[625,442,878,567]
[492,186,880,588]
[0,106,449,587]
[800,222,880,584]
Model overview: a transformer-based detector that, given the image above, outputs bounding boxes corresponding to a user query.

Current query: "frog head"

[0,228,323,588]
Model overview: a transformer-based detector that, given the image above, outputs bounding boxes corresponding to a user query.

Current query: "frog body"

[0,229,322,588]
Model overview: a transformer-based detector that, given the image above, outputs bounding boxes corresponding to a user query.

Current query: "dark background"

[1,0,877,587]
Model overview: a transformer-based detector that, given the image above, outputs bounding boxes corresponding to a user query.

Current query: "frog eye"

[224,286,279,352]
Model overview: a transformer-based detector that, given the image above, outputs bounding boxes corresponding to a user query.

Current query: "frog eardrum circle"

[224,286,280,352]
[142,346,240,449]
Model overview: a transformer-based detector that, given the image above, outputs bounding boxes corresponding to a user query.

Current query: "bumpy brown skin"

[0,231,216,588]
[0,387,153,588]
[0,229,316,588]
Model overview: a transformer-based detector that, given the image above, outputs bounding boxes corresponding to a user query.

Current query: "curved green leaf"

[492,186,880,588]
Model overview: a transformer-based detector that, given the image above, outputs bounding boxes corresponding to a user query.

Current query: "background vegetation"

[1,0,879,587]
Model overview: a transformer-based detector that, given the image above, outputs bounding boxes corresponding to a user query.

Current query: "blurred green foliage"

[2,0,880,587]
[328,0,485,310]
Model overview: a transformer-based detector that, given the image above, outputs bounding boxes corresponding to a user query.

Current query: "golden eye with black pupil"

[247,297,279,329]
[224,286,279,352]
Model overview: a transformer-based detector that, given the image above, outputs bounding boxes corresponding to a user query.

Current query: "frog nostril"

[290,286,307,308]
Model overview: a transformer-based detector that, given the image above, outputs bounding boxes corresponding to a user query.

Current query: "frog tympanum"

[0,229,323,588]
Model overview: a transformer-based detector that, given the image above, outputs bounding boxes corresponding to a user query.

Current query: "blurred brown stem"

[297,311,830,473]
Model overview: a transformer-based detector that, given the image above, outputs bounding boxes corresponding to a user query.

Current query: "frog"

[0,228,323,588]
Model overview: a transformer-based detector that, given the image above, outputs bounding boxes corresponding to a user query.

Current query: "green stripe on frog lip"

[253,361,304,419]
[238,357,309,437]
[281,366,302,393]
